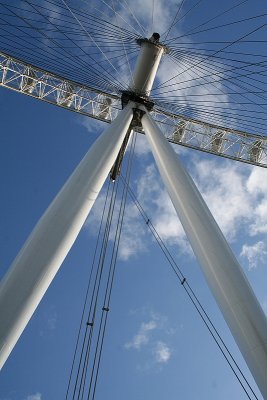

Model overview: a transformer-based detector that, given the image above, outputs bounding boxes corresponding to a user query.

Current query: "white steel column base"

[0,103,134,370]
[141,109,267,398]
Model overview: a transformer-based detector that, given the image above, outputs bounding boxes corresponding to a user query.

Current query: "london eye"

[0,1,267,399]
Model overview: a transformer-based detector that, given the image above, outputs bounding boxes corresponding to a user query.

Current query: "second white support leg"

[0,103,134,370]
[141,109,267,399]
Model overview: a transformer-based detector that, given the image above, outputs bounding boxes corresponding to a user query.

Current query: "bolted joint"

[136,33,169,53]
[150,32,160,43]
[121,90,154,111]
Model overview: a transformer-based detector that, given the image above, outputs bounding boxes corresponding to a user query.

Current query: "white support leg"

[141,109,267,398]
[0,103,134,370]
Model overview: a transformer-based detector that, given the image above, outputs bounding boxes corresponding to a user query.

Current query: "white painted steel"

[141,110,267,398]
[2,52,267,168]
[0,103,134,370]
[129,40,164,95]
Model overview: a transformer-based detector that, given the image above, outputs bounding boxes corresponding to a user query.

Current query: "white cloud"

[134,133,151,157]
[26,394,42,400]
[109,0,183,39]
[249,199,267,236]
[80,114,106,135]
[135,155,267,263]
[191,159,252,240]
[86,145,267,267]
[125,320,157,350]
[153,341,171,364]
[156,55,230,121]
[124,312,174,370]
[119,202,148,260]
[136,163,190,252]
[186,157,267,243]
[240,241,267,270]
[86,189,147,261]
[246,167,267,196]
[245,168,267,235]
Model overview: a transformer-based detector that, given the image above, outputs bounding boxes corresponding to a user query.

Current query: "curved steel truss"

[1,51,266,168]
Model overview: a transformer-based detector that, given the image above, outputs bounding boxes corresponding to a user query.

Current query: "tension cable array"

[65,124,259,400]
[121,175,259,400]
[0,0,139,94]
[65,131,137,400]
[67,149,259,400]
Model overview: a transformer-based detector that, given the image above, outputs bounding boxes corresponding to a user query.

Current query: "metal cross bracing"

[153,111,267,168]
[0,51,121,123]
[1,51,267,169]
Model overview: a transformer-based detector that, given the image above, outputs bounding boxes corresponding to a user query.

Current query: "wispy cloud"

[26,394,42,400]
[156,54,230,125]
[191,158,252,240]
[134,133,151,157]
[86,160,191,261]
[125,320,157,350]
[190,158,267,243]
[86,189,147,261]
[124,312,174,369]
[153,341,171,364]
[39,306,58,337]
[136,163,189,252]
[246,167,267,236]
[80,114,106,136]
[240,241,267,270]
[108,0,184,39]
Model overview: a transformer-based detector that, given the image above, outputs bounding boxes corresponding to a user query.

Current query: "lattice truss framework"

[1,51,267,168]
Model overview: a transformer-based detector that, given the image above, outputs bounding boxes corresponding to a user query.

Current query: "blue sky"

[0,1,267,399]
